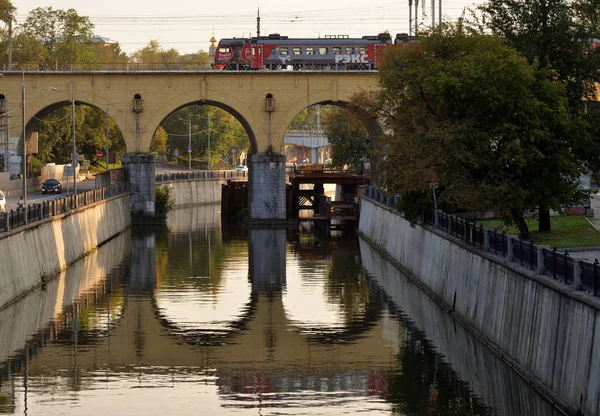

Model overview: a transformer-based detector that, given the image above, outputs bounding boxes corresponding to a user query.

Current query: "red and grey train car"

[214,33,411,70]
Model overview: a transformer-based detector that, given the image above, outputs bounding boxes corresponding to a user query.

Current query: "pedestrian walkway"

[568,193,600,261]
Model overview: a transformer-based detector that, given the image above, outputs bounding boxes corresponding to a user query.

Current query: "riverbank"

[358,197,600,416]
[0,194,131,310]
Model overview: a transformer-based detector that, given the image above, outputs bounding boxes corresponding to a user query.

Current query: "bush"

[155,185,173,218]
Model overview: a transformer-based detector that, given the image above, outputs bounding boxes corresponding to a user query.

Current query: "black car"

[41,179,62,194]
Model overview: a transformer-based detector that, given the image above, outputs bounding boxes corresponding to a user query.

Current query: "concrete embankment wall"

[160,179,226,208]
[359,238,562,416]
[359,198,600,416]
[0,230,130,364]
[0,194,131,310]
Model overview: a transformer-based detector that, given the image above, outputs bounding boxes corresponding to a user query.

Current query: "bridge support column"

[122,153,156,216]
[248,226,286,292]
[248,152,286,221]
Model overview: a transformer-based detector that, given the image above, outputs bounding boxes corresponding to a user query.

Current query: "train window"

[345,47,354,54]
[319,47,327,55]
[280,47,289,55]
[358,47,367,55]
[219,47,229,53]
[306,47,315,55]
[332,47,342,55]
[293,47,302,55]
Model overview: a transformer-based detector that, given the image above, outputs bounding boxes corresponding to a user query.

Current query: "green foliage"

[161,105,251,169]
[20,7,96,64]
[0,0,15,24]
[479,0,600,109]
[31,156,44,176]
[371,24,586,237]
[151,126,168,153]
[35,104,125,166]
[288,106,322,130]
[321,107,370,171]
[132,40,211,69]
[155,185,173,218]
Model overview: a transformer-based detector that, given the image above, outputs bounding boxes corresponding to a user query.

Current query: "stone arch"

[142,90,260,154]
[17,97,130,156]
[278,93,384,181]
[273,87,382,152]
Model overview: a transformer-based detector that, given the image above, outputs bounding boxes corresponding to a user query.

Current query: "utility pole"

[7,18,13,70]
[432,0,436,28]
[257,8,261,38]
[415,0,419,36]
[409,0,413,37]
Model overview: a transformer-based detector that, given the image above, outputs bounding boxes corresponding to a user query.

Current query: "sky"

[13,0,482,54]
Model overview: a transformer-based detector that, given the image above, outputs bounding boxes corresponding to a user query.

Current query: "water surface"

[0,205,559,415]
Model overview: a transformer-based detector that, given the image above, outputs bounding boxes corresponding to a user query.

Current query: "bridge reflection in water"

[0,206,558,415]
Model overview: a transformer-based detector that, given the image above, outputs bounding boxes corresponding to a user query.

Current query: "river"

[0,205,560,415]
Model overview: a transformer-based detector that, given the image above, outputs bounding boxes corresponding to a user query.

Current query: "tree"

[131,40,211,69]
[321,107,370,171]
[479,0,600,231]
[0,0,15,25]
[370,25,585,237]
[151,127,168,153]
[20,7,96,65]
[36,104,125,167]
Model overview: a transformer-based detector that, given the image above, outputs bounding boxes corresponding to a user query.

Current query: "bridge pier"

[248,152,286,221]
[248,226,287,292]
[122,153,156,216]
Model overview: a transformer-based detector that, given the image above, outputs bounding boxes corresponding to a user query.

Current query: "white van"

[0,190,5,213]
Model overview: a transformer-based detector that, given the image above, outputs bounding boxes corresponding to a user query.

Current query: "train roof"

[218,33,395,45]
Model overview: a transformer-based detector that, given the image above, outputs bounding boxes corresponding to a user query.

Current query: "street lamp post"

[21,71,27,223]
[71,96,77,197]
[178,117,192,171]
[105,99,109,172]
[207,112,211,172]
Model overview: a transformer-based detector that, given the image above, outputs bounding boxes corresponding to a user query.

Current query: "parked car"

[0,190,5,213]
[235,165,248,172]
[41,179,62,194]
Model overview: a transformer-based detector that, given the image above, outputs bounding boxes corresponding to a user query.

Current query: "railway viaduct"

[0,71,379,220]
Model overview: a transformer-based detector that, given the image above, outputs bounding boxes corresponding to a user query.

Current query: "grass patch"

[477,216,600,248]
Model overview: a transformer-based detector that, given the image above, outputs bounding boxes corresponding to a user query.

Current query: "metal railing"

[363,185,600,298]
[0,62,377,73]
[0,184,129,234]
[155,170,247,183]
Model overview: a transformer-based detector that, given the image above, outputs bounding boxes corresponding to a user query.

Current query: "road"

[4,179,98,211]
[3,162,232,212]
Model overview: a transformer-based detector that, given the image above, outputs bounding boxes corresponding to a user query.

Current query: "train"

[214,32,412,70]
[214,34,600,71]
